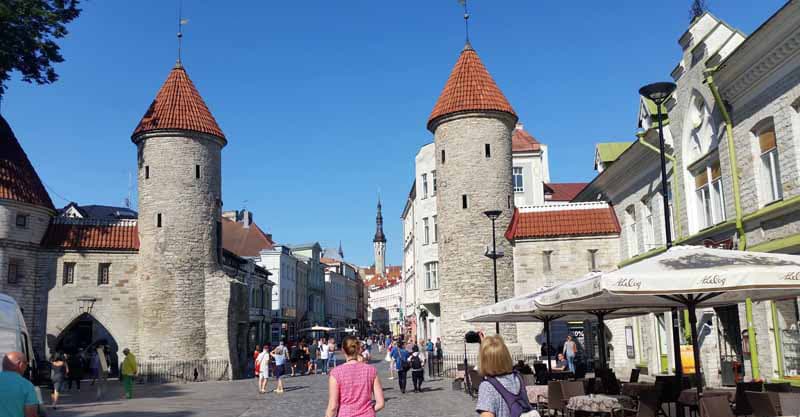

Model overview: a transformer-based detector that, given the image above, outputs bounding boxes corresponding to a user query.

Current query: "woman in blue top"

[390,341,410,394]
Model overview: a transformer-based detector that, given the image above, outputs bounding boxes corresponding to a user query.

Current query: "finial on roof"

[458,0,470,44]
[176,0,188,66]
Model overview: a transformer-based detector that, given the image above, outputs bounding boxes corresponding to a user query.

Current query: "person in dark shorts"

[50,352,68,408]
[289,342,300,376]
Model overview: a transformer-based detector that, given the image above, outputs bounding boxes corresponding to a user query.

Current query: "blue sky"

[1,0,785,266]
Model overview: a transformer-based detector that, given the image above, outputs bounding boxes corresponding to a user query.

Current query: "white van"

[0,293,34,367]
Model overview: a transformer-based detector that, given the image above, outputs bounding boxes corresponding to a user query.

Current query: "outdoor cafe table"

[567,394,636,415]
[527,385,549,404]
[677,387,736,407]
[621,382,655,398]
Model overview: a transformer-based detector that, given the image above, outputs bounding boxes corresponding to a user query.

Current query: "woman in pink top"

[326,336,385,417]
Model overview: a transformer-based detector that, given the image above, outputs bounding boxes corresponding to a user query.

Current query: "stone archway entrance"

[53,313,120,376]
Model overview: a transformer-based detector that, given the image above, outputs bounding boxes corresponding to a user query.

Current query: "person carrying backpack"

[475,335,536,417]
[408,345,425,393]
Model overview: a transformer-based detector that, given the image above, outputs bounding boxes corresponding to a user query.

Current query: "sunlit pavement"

[47,357,476,417]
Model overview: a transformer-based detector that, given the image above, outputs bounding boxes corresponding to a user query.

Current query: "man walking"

[391,341,410,394]
[120,348,137,399]
[307,338,318,375]
[319,337,329,375]
[0,352,40,417]
[563,335,577,374]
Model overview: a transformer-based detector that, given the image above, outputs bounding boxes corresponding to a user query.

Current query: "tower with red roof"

[428,42,518,349]
[132,61,240,365]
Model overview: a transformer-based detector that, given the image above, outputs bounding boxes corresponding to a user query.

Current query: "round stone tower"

[428,42,518,351]
[132,62,227,361]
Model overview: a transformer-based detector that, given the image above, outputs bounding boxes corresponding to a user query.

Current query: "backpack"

[484,373,536,417]
[410,354,423,370]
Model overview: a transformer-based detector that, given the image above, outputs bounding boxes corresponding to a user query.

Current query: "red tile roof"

[42,220,139,250]
[132,64,225,141]
[512,126,541,153]
[0,116,55,210]
[222,218,274,257]
[544,183,589,202]
[428,43,516,131]
[505,205,620,240]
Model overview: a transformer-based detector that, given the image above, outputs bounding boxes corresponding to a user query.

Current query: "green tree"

[0,0,81,98]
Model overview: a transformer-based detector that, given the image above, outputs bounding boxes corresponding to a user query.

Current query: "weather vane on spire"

[458,0,470,44]
[177,0,188,66]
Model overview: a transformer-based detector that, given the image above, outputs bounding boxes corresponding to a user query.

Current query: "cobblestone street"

[49,357,476,417]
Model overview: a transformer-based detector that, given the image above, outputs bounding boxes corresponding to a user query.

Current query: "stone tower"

[132,62,228,362]
[428,42,518,351]
[373,198,386,275]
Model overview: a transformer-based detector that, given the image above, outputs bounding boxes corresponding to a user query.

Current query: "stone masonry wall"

[44,250,139,365]
[512,235,620,355]
[136,131,226,362]
[434,112,517,352]
[0,201,54,356]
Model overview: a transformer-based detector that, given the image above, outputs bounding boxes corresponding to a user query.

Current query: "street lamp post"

[640,82,684,415]
[484,210,503,335]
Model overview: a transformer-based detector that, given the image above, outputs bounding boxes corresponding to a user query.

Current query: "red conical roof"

[132,63,225,141]
[428,43,517,131]
[0,116,55,210]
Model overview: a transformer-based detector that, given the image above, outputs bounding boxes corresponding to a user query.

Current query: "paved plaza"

[46,358,476,417]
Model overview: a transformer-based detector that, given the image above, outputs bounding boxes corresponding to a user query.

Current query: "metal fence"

[137,359,231,384]
[430,353,541,378]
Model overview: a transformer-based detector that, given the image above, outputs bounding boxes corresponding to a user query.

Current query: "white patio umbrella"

[461,280,665,371]
[534,245,800,392]
[298,325,337,333]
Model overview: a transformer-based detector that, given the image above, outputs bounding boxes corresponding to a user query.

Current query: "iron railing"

[137,359,231,384]
[429,353,541,378]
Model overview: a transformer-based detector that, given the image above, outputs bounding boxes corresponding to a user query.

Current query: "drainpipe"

[637,134,684,239]
[705,68,759,380]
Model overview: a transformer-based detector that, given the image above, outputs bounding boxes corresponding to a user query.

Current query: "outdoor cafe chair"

[699,395,736,417]
[534,363,548,385]
[562,380,586,401]
[654,375,690,417]
[764,382,792,392]
[612,388,661,417]
[732,381,763,416]
[629,368,640,383]
[543,380,566,416]
[745,391,781,417]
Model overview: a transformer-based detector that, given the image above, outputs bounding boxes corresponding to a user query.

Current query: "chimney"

[240,209,253,228]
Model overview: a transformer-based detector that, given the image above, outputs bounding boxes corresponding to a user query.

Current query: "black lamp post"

[483,210,503,334]
[640,82,685,411]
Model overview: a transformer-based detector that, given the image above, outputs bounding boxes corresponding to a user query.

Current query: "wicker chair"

[699,395,735,417]
[613,389,661,417]
[542,381,565,416]
[746,391,781,417]
[732,381,763,416]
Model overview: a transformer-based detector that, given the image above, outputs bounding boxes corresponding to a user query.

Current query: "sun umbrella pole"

[595,312,608,369]
[687,298,703,394]
[545,317,552,376]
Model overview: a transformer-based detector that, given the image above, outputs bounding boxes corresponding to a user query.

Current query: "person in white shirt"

[256,346,271,393]
[319,338,330,374]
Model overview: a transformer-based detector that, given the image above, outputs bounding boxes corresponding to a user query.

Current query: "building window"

[588,249,598,272]
[97,263,110,285]
[485,143,491,158]
[422,174,428,199]
[543,250,552,273]
[157,213,162,228]
[63,262,75,285]
[423,217,430,245]
[462,194,468,209]
[513,167,524,193]
[642,199,654,250]
[694,160,725,228]
[441,150,446,164]
[432,170,437,196]
[756,123,782,203]
[145,166,149,179]
[424,262,438,289]
[626,205,638,257]
[7,260,20,284]
[432,215,438,243]
[15,214,28,228]
[195,164,201,179]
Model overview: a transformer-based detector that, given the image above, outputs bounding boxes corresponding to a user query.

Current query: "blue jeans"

[320,358,328,374]
[327,354,336,369]
[566,355,575,373]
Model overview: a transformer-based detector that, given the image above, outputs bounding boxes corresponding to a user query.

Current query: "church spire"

[373,198,386,243]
